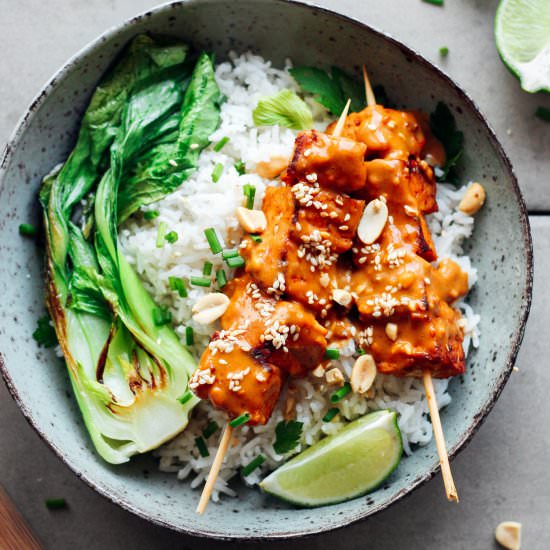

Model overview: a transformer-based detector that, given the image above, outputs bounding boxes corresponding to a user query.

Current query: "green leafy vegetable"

[429,102,464,181]
[253,89,313,130]
[33,315,58,348]
[273,420,303,454]
[39,35,221,464]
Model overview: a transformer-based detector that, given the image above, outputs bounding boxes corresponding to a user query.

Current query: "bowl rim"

[0,0,534,541]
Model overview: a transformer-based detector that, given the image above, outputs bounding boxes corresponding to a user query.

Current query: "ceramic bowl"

[0,0,532,540]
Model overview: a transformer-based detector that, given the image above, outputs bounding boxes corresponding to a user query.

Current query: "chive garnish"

[322,408,339,422]
[195,436,209,457]
[165,230,179,244]
[535,106,550,122]
[356,348,366,356]
[202,420,220,439]
[221,248,239,260]
[226,255,245,269]
[243,183,256,209]
[190,276,211,288]
[439,46,449,57]
[152,306,172,326]
[204,227,222,254]
[324,348,340,360]
[156,221,167,248]
[422,0,443,5]
[185,326,194,346]
[203,261,213,276]
[212,162,223,182]
[143,210,160,220]
[241,454,266,477]
[19,223,37,237]
[229,412,251,427]
[213,136,230,152]
[250,234,263,243]
[331,382,351,403]
[234,160,246,175]
[216,268,228,288]
[45,498,67,510]
[178,391,193,405]
[168,276,188,297]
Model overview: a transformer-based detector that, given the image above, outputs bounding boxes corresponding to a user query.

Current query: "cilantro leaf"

[289,67,345,115]
[253,89,313,130]
[330,67,364,113]
[429,102,464,181]
[273,419,303,454]
[33,315,57,348]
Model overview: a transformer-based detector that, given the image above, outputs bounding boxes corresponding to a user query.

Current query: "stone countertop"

[1,1,548,548]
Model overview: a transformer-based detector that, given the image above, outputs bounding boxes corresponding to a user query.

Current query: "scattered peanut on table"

[459,182,486,216]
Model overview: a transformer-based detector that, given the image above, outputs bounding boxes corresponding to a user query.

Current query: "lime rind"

[260,410,403,507]
[495,0,550,93]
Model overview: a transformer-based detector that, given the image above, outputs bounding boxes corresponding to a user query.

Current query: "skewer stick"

[196,423,233,514]
[361,63,458,502]
[362,64,376,107]
[423,371,459,502]
[197,100,356,515]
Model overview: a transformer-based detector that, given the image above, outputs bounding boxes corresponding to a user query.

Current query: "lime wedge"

[260,410,402,507]
[495,0,550,93]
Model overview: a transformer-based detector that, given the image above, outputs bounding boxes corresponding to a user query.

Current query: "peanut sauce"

[189,105,469,424]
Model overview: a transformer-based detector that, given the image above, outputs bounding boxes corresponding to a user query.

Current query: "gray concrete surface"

[0,1,549,549]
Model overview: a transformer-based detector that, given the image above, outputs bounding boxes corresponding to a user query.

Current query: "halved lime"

[260,410,402,507]
[495,0,550,93]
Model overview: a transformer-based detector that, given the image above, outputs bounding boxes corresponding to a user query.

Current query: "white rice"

[119,52,480,500]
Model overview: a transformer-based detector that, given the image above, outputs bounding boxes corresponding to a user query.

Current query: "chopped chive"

[178,390,193,405]
[168,276,188,298]
[439,46,449,57]
[204,227,222,254]
[422,0,443,5]
[216,268,227,288]
[250,234,263,243]
[241,454,266,477]
[213,136,230,152]
[323,407,340,422]
[226,255,245,269]
[221,248,239,260]
[229,412,251,427]
[185,326,194,346]
[190,276,211,288]
[234,160,246,175]
[45,498,67,510]
[331,382,352,403]
[143,210,160,220]
[195,436,209,457]
[356,348,366,356]
[152,306,172,326]
[203,261,213,276]
[19,223,37,237]
[243,183,256,209]
[202,421,220,439]
[324,348,340,360]
[165,230,179,244]
[156,221,168,248]
[535,106,550,122]
[212,162,223,182]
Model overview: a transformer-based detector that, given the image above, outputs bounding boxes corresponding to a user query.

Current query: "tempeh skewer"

[361,64,459,503]
[195,102,354,515]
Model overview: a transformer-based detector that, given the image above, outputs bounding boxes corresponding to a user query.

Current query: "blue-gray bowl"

[0,0,532,540]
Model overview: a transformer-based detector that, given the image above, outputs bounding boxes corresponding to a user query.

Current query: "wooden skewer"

[196,423,233,514]
[361,64,458,502]
[196,100,356,515]
[362,65,376,108]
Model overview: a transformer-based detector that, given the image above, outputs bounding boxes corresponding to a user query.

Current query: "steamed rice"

[119,52,480,500]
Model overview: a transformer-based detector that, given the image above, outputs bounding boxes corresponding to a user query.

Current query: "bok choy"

[40,35,222,464]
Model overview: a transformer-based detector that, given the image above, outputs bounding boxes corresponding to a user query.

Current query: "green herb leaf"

[273,420,303,454]
[330,66,364,112]
[429,102,464,181]
[289,67,344,115]
[33,315,57,348]
[253,89,313,130]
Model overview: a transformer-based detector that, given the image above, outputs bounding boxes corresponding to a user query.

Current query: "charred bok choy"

[39,35,222,464]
